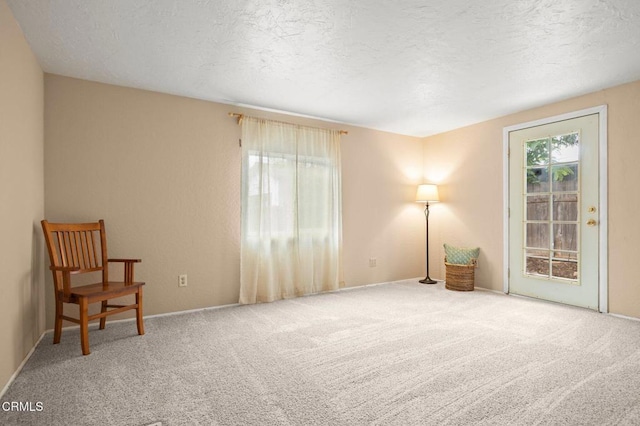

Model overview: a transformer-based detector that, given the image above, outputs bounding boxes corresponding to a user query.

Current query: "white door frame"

[502,105,608,313]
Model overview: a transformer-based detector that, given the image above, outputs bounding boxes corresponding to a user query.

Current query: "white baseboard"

[474,286,508,295]
[47,301,243,333]
[336,277,433,292]
[608,313,640,322]
[0,331,47,400]
[141,302,241,320]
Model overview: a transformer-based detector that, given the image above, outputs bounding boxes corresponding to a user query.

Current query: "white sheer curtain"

[239,117,342,304]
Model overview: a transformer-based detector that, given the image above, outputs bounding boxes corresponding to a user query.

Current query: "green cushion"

[444,243,480,265]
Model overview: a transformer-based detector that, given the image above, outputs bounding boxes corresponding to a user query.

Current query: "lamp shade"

[416,184,439,203]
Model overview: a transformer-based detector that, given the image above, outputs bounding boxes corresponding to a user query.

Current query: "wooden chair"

[41,219,145,355]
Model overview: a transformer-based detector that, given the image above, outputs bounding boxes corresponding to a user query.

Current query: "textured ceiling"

[7,0,640,137]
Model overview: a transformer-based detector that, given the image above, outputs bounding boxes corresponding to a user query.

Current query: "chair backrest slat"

[55,231,66,266]
[82,231,92,269]
[71,231,80,268]
[62,232,70,266]
[89,232,99,266]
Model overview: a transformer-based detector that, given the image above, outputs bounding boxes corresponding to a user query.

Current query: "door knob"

[586,219,597,227]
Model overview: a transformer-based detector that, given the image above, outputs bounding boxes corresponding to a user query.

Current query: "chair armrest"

[108,259,141,283]
[49,266,79,297]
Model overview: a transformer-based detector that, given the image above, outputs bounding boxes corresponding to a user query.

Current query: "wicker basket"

[444,257,476,291]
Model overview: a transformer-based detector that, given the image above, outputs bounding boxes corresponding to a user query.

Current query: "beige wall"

[423,79,640,318]
[0,0,45,392]
[43,74,425,327]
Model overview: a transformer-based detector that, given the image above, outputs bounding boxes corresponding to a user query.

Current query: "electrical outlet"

[369,258,377,267]
[179,274,188,287]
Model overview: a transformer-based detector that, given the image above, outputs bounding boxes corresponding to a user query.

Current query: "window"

[239,117,342,304]
[246,152,334,238]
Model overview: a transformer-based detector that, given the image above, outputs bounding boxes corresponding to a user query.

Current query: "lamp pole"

[415,183,439,284]
[419,201,437,284]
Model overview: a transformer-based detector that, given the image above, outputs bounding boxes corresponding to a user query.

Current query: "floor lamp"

[416,184,439,284]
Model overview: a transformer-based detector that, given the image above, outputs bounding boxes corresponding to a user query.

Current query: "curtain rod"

[228,112,348,135]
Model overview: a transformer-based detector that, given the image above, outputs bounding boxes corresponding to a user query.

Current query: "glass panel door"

[509,114,599,310]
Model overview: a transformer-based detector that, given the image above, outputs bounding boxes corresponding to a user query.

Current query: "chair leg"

[53,299,63,344]
[79,297,90,355]
[99,300,107,330]
[136,289,145,335]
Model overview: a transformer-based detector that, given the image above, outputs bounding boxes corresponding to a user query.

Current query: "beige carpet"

[2,280,640,425]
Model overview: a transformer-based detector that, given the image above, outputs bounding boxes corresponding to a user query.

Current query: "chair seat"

[61,281,145,303]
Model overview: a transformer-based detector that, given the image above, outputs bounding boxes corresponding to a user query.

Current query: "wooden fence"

[526,179,578,259]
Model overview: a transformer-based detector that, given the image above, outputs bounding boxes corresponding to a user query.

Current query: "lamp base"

[419,277,437,284]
